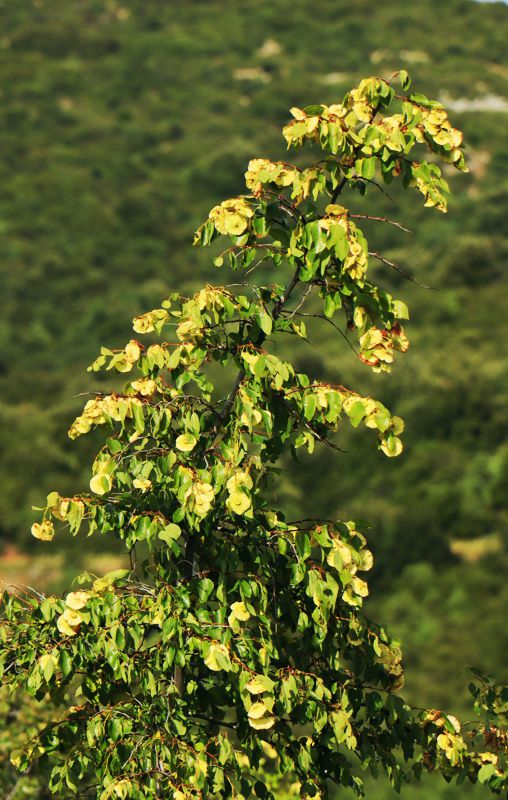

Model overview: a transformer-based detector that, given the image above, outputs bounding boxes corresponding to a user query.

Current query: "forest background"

[1,1,508,798]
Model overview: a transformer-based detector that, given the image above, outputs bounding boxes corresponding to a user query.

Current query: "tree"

[1,72,507,799]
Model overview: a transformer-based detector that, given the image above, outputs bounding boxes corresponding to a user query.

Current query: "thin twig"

[190,714,237,730]
[284,283,313,320]
[368,251,436,289]
[351,176,396,204]
[281,310,359,356]
[350,213,412,234]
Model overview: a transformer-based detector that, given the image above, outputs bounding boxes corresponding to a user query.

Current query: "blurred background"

[1,0,508,797]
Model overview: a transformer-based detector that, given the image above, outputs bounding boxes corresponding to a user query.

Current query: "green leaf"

[158,523,182,544]
[296,530,312,561]
[347,400,366,428]
[392,299,409,320]
[303,394,317,421]
[399,69,411,90]
[132,400,145,433]
[256,308,273,336]
[478,764,497,784]
[39,653,55,682]
[324,294,336,319]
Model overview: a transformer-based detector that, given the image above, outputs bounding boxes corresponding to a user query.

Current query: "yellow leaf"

[222,212,249,236]
[90,473,112,495]
[131,378,157,396]
[65,591,90,610]
[226,491,252,515]
[351,576,369,597]
[204,642,232,672]
[247,701,276,730]
[327,539,352,571]
[133,478,152,492]
[125,340,141,362]
[113,779,132,800]
[57,613,80,637]
[176,318,203,342]
[53,499,70,521]
[191,481,215,517]
[226,471,253,493]
[38,653,55,680]
[245,674,275,695]
[379,434,403,458]
[230,601,251,622]
[176,433,198,452]
[358,549,374,571]
[249,715,276,730]
[62,608,83,626]
[247,701,270,720]
[209,198,253,236]
[132,313,154,334]
[31,520,54,541]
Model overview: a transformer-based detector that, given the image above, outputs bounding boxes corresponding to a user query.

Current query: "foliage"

[2,0,508,568]
[2,73,507,800]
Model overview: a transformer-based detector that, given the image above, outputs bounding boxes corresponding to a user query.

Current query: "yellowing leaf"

[113,779,132,800]
[62,608,83,626]
[65,591,90,610]
[209,198,253,236]
[327,539,352,571]
[93,569,130,593]
[247,701,276,729]
[133,478,152,492]
[31,520,54,541]
[111,356,134,373]
[392,299,409,320]
[351,576,369,597]
[90,473,112,495]
[247,701,270,720]
[228,601,251,629]
[132,313,155,333]
[38,653,56,681]
[358,549,374,571]
[226,470,253,493]
[390,416,405,436]
[191,481,215,517]
[230,601,250,622]
[131,378,157,396]
[176,318,203,342]
[158,523,181,544]
[53,499,70,521]
[249,716,276,731]
[245,674,275,695]
[227,491,252,515]
[57,612,80,637]
[125,340,141,362]
[379,434,403,458]
[176,433,198,452]
[204,642,232,672]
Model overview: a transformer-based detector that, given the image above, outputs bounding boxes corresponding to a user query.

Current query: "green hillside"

[1,1,508,797]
